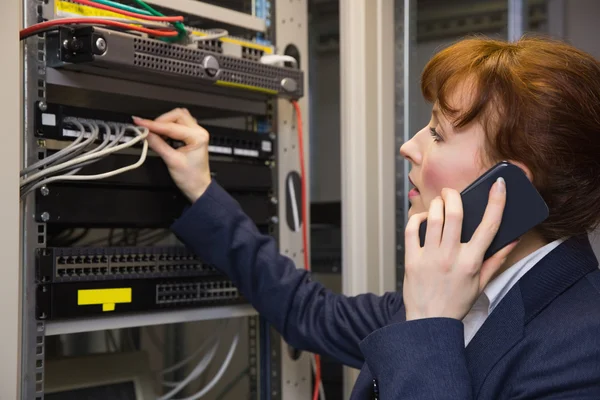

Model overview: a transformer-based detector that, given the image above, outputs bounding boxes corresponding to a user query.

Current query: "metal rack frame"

[0,0,22,398]
[10,0,310,399]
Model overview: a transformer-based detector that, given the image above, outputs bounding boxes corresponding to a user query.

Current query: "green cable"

[131,0,188,42]
[88,0,153,16]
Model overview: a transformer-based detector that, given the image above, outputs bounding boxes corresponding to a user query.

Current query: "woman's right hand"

[133,108,212,203]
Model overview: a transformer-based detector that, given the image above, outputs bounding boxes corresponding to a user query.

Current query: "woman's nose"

[400,135,421,165]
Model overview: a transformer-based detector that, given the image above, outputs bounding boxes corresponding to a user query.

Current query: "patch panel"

[36,102,275,163]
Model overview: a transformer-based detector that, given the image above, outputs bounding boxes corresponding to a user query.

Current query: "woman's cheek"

[422,163,450,198]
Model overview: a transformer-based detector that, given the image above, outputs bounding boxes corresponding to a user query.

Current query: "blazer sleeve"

[359,318,473,399]
[170,181,403,369]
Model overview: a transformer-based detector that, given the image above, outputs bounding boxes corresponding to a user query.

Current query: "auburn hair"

[421,36,600,241]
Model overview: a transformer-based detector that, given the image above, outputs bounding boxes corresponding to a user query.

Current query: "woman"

[134,36,600,399]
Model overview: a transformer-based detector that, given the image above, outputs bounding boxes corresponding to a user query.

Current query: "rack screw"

[40,212,50,222]
[270,197,278,205]
[95,37,107,53]
[270,216,279,224]
[38,102,47,111]
[40,186,49,196]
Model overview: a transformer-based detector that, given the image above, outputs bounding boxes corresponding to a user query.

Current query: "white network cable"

[188,29,229,42]
[159,320,226,386]
[157,337,221,400]
[171,333,240,400]
[260,54,298,68]
[20,118,98,176]
[19,117,149,197]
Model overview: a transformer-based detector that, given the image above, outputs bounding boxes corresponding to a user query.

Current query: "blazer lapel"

[465,235,598,397]
[465,284,525,396]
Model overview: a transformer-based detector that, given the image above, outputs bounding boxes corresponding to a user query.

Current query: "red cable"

[69,0,184,22]
[19,18,178,40]
[291,100,322,400]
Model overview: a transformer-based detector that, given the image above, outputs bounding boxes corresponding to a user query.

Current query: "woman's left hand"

[402,178,518,321]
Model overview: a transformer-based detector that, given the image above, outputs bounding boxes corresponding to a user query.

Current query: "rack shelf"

[45,304,257,336]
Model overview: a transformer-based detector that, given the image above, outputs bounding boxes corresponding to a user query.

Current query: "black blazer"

[172,181,600,399]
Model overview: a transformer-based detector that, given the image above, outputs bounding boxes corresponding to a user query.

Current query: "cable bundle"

[20,117,149,198]
[20,0,228,42]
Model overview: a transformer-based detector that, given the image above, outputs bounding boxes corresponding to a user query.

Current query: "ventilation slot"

[133,37,204,62]
[133,54,205,77]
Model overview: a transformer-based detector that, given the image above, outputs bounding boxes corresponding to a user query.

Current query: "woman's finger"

[440,188,464,250]
[469,177,507,258]
[147,132,178,164]
[155,107,198,128]
[405,211,429,253]
[478,239,519,292]
[425,196,444,248]
[133,117,198,144]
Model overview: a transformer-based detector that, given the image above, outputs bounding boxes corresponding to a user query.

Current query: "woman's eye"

[429,127,442,142]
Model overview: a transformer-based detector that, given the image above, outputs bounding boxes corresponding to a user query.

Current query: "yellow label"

[215,80,278,95]
[56,0,143,20]
[78,288,132,312]
[55,0,272,54]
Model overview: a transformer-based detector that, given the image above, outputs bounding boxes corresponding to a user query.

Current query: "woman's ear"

[508,160,533,181]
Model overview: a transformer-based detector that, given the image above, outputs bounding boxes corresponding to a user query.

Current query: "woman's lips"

[408,176,419,199]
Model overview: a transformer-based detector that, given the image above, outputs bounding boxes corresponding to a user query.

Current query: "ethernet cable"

[70,0,183,22]
[131,0,188,41]
[86,0,154,16]
[157,337,221,400]
[20,128,148,196]
[18,119,104,195]
[20,120,149,197]
[43,119,103,168]
[160,322,225,387]
[160,336,221,389]
[20,18,178,40]
[53,15,229,41]
[155,319,241,400]
[46,121,125,177]
[86,0,226,42]
[188,29,229,42]
[20,123,147,186]
[21,118,98,176]
[171,333,240,400]
[260,54,298,68]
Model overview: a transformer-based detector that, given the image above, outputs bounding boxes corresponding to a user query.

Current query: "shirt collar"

[483,238,565,314]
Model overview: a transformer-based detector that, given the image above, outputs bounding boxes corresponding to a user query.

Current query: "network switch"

[36,246,220,283]
[36,276,245,320]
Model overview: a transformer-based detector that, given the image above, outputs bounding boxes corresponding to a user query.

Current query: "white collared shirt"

[462,238,565,346]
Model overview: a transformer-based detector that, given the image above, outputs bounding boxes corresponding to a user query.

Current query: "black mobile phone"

[418,161,549,260]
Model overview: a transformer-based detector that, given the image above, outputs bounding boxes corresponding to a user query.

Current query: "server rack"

[20,1,312,399]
